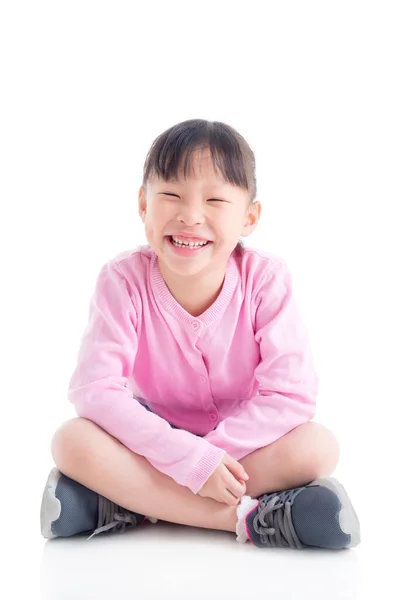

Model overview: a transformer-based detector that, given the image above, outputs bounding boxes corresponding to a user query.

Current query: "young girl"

[40,119,360,550]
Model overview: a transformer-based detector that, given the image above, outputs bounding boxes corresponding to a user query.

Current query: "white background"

[1,1,399,598]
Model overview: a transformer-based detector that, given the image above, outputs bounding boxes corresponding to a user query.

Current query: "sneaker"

[245,477,360,550]
[40,467,155,540]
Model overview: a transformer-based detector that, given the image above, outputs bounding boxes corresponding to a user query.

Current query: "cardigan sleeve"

[68,261,226,493]
[204,259,319,458]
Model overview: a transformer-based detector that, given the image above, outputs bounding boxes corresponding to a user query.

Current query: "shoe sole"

[309,477,361,548]
[40,467,62,539]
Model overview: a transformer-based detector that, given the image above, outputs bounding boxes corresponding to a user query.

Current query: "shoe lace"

[252,487,306,549]
[87,496,139,540]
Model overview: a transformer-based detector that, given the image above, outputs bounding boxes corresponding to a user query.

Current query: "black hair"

[142,119,256,200]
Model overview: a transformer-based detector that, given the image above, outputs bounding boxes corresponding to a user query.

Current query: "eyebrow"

[156,176,227,187]
[156,183,228,191]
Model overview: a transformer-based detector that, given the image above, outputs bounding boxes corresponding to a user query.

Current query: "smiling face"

[138,147,261,279]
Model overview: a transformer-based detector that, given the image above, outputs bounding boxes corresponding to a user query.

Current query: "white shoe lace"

[87,496,141,540]
[252,488,306,549]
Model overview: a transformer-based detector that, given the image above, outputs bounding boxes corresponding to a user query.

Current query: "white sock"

[146,516,158,524]
[235,495,259,543]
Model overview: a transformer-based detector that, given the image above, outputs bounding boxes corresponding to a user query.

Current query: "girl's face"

[138,148,260,278]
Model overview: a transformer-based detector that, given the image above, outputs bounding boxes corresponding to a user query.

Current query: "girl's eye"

[162,193,224,202]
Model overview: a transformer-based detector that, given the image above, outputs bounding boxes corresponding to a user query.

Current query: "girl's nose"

[176,205,205,226]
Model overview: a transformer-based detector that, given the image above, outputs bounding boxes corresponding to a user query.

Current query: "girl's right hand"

[197,454,249,506]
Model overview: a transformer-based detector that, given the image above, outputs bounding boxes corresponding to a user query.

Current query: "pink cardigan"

[68,245,319,493]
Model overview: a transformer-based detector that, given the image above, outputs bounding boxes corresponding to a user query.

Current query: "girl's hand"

[197,454,249,506]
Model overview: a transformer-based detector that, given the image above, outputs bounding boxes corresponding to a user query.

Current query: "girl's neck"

[158,262,226,317]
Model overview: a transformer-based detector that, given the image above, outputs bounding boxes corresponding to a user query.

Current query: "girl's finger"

[223,489,240,506]
[226,473,246,498]
[224,456,249,481]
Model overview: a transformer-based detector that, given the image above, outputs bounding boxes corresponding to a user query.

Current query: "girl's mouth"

[166,235,212,255]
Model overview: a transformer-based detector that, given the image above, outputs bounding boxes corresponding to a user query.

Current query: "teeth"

[171,236,208,247]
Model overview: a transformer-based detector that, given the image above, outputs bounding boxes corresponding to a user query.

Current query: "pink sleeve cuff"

[183,444,227,494]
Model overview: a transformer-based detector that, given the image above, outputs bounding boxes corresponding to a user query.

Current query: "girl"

[40,119,360,550]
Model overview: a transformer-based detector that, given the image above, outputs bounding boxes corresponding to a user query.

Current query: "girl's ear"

[138,185,147,221]
[241,201,261,238]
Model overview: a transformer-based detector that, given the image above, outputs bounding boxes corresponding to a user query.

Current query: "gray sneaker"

[40,468,155,540]
[245,477,360,550]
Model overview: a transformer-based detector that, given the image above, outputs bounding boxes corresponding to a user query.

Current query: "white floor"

[36,520,390,600]
[40,523,356,598]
